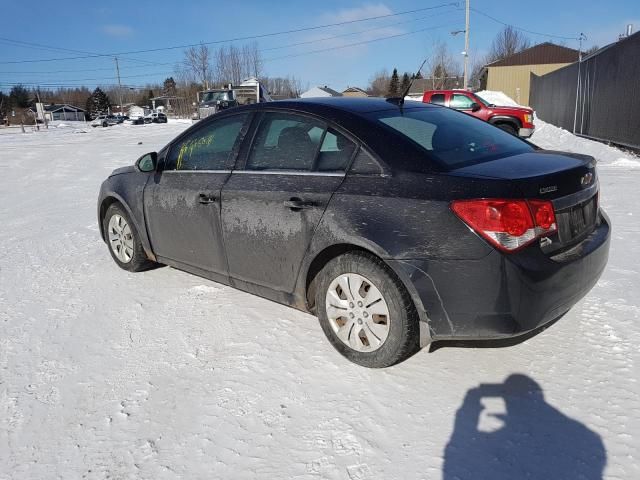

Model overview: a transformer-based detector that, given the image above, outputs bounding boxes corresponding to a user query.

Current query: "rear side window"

[371,107,533,170]
[166,114,247,170]
[315,129,357,172]
[429,93,445,105]
[247,113,325,171]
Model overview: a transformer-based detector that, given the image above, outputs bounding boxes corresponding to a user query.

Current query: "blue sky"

[0,0,637,93]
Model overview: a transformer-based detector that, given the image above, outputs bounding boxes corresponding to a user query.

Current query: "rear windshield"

[369,107,533,170]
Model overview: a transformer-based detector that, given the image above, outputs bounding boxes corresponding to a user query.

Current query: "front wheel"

[315,252,419,368]
[103,203,155,272]
[496,123,517,135]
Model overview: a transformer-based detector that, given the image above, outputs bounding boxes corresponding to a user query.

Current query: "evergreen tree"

[0,91,7,120]
[400,72,411,94]
[162,77,177,97]
[9,85,31,108]
[85,87,111,118]
[386,68,400,97]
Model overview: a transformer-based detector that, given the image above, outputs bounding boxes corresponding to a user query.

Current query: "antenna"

[397,58,428,107]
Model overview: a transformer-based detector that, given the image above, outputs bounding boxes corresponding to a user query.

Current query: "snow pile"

[475,90,527,107]
[530,118,639,168]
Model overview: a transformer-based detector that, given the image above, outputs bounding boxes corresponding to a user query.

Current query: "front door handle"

[198,193,217,204]
[284,198,316,211]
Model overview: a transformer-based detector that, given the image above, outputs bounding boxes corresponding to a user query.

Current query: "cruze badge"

[581,172,594,186]
[539,185,558,194]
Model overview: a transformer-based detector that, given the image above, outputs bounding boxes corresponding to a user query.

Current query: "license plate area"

[556,195,597,244]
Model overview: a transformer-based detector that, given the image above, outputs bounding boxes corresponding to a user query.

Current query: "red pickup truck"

[422,90,535,138]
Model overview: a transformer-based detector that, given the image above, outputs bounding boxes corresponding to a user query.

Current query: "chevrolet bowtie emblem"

[581,172,594,186]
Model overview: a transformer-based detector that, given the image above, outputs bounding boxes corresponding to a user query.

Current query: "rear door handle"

[284,198,316,210]
[198,193,217,204]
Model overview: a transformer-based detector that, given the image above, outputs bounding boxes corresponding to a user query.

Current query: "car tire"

[315,252,420,368]
[496,123,517,135]
[102,121,108,127]
[103,203,156,272]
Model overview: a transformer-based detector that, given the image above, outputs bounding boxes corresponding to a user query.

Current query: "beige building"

[342,86,369,97]
[481,43,579,106]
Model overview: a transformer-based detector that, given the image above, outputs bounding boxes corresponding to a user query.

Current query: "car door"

[221,111,357,293]
[144,112,250,278]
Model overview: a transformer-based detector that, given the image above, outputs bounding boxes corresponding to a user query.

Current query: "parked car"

[98,98,610,367]
[114,115,129,124]
[144,112,168,124]
[90,114,118,128]
[125,116,145,125]
[422,90,535,138]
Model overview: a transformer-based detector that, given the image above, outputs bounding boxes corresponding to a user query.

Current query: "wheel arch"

[302,242,432,345]
[488,115,521,129]
[98,194,156,262]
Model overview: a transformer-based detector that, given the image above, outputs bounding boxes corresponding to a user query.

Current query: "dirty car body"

[98,98,610,357]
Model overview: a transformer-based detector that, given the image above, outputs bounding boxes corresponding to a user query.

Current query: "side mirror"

[135,152,157,172]
[471,102,481,112]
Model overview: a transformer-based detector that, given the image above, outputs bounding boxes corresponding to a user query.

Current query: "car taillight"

[451,199,557,252]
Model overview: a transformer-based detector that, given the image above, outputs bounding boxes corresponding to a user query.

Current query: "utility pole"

[572,33,586,133]
[463,0,470,90]
[114,57,124,116]
[35,89,48,129]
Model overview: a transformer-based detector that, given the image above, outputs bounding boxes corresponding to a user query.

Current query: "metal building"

[481,43,579,106]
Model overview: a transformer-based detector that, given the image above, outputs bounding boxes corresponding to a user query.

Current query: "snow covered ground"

[0,117,638,479]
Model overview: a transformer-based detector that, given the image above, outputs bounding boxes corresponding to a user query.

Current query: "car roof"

[249,97,435,114]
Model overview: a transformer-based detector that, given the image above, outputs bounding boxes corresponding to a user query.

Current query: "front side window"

[246,113,325,171]
[371,107,533,170]
[165,114,248,171]
[450,94,475,109]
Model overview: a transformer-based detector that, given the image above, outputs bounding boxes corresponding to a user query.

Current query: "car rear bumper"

[519,127,535,137]
[390,210,610,340]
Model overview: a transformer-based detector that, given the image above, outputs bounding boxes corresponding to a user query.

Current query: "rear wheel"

[103,203,155,272]
[496,123,517,135]
[315,252,419,368]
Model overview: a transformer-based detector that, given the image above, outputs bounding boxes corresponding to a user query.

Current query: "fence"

[530,31,640,150]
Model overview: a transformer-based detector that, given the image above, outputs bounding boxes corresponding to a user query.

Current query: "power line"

[0,2,457,64]
[264,22,460,62]
[0,37,166,67]
[0,9,457,76]
[1,21,459,86]
[470,7,581,40]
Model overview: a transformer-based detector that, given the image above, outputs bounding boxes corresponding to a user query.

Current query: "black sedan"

[98,98,610,367]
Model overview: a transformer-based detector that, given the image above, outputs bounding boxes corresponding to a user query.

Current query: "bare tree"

[486,26,531,63]
[427,41,461,89]
[367,69,390,96]
[183,44,213,89]
[261,75,306,98]
[242,41,263,79]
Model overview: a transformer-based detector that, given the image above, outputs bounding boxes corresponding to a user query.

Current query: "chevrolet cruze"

[98,98,610,367]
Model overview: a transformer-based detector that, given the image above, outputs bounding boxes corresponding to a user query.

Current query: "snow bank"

[530,117,638,167]
[475,90,527,108]
[476,90,638,168]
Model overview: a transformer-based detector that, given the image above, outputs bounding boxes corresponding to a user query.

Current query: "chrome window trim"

[233,170,345,177]
[163,169,232,174]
